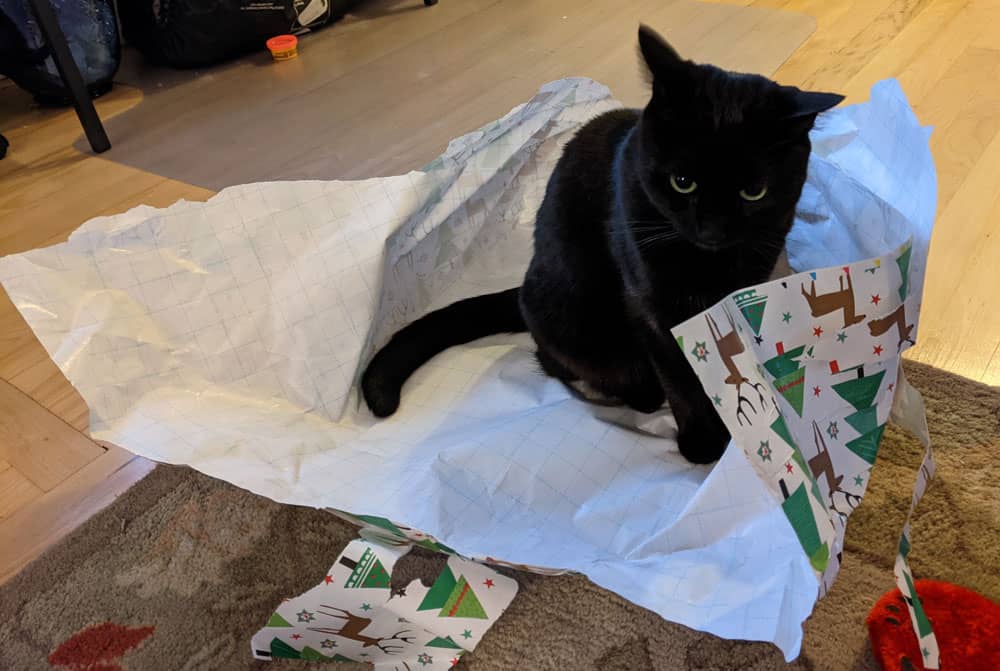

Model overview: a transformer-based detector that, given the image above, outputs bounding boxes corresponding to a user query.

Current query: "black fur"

[362,288,524,417]
[362,26,843,463]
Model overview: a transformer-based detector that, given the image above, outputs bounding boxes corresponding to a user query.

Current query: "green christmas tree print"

[769,414,830,514]
[442,575,488,618]
[417,566,489,619]
[268,638,356,663]
[770,415,809,475]
[352,514,457,554]
[426,636,463,649]
[845,425,886,464]
[843,406,878,435]
[355,515,406,538]
[903,571,934,638]
[781,482,830,572]
[733,289,767,336]
[832,371,884,411]
[266,612,293,627]
[341,546,391,589]
[764,344,807,416]
[770,415,797,451]
[832,371,886,465]
[418,565,457,610]
[896,244,912,301]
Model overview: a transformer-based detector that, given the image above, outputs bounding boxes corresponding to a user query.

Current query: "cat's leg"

[664,389,730,464]
[617,361,667,414]
[634,321,730,463]
[537,341,665,412]
[589,347,725,461]
[583,353,666,414]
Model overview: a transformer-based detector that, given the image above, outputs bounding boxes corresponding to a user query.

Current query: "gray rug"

[1,362,998,669]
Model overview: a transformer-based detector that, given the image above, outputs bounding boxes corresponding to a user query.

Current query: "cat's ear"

[638,25,683,77]
[775,88,845,137]
[784,89,845,119]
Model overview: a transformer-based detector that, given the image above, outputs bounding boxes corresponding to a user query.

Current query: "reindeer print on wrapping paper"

[801,269,866,328]
[868,304,915,350]
[706,312,768,425]
[810,421,862,515]
[307,606,415,654]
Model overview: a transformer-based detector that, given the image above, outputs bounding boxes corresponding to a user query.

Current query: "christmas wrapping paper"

[0,77,936,662]
[251,539,518,668]
[670,242,939,667]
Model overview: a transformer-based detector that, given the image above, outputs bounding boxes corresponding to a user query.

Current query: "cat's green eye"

[739,185,768,202]
[670,175,697,194]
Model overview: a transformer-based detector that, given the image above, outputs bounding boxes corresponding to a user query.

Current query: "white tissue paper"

[0,78,938,663]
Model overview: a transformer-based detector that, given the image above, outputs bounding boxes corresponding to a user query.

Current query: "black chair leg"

[27,0,111,153]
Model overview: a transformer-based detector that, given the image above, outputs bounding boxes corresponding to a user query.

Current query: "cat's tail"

[361,287,525,417]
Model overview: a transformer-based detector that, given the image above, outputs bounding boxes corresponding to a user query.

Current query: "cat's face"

[633,27,843,253]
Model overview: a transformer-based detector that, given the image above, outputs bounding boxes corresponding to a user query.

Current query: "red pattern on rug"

[48,622,154,671]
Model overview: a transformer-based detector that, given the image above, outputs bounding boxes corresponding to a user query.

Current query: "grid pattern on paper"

[0,78,935,658]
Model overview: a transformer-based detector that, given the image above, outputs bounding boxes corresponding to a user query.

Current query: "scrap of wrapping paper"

[251,539,517,668]
[670,241,938,667]
[0,78,936,661]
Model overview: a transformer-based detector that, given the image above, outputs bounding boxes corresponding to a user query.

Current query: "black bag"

[119,0,358,69]
[0,0,121,105]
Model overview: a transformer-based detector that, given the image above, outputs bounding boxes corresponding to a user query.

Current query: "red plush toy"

[867,579,1000,670]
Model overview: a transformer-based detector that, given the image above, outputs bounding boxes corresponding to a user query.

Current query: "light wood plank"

[837,0,970,103]
[985,345,1000,383]
[0,379,104,491]
[0,445,154,582]
[922,48,1000,223]
[801,0,936,92]
[764,0,891,90]
[0,463,43,519]
[97,0,812,188]
[908,119,1000,378]
[0,83,211,430]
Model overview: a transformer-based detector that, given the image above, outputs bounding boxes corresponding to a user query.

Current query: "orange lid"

[266,35,298,51]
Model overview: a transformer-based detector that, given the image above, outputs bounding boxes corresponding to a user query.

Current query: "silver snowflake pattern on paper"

[691,341,709,362]
[418,653,433,666]
[296,609,315,623]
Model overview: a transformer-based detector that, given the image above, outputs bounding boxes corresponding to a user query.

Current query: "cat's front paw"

[677,417,730,464]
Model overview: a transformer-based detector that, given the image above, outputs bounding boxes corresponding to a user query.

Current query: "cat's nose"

[695,227,727,246]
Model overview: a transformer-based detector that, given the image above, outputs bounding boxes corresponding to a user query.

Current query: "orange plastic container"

[266,35,298,61]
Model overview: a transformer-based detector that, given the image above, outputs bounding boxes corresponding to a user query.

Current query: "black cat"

[362,26,843,464]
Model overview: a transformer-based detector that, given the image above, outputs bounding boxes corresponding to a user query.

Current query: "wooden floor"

[1,0,998,581]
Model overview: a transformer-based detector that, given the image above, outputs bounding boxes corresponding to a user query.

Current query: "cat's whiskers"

[623,219,676,226]
[745,239,786,269]
[629,226,677,232]
[756,239,787,257]
[635,231,682,250]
